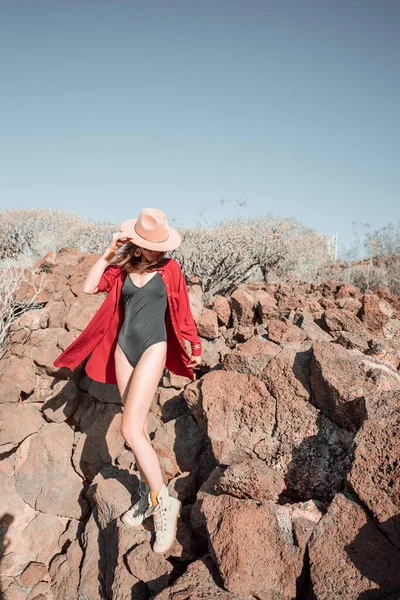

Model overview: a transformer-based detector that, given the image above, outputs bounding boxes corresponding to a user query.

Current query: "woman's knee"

[121,421,144,444]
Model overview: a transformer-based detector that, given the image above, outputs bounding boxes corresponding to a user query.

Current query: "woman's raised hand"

[108,231,131,252]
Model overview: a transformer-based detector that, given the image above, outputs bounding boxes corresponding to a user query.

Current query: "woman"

[53,208,202,554]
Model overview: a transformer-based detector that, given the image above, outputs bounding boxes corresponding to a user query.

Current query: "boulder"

[71,399,125,481]
[310,342,400,430]
[261,344,354,502]
[0,403,45,453]
[358,293,393,334]
[346,404,400,549]
[152,554,249,599]
[229,289,255,327]
[215,458,286,502]
[212,295,231,327]
[253,290,279,321]
[15,422,88,519]
[200,493,324,600]
[266,318,307,344]
[195,308,219,339]
[183,370,276,466]
[0,355,36,403]
[222,336,281,375]
[308,492,400,599]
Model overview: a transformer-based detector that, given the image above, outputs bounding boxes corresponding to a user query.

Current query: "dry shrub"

[0,208,116,260]
[5,207,399,297]
[0,261,47,358]
[172,213,331,299]
[0,209,332,298]
[319,254,400,295]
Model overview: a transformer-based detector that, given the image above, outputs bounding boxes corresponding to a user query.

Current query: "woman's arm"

[83,231,128,294]
[83,254,116,294]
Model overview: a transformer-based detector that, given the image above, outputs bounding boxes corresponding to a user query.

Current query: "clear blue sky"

[1,0,399,257]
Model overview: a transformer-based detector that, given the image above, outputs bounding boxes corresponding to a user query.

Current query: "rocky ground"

[0,247,399,600]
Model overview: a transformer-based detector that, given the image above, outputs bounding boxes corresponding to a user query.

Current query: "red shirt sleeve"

[97,265,122,293]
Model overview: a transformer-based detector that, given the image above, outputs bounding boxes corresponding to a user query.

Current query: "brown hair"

[108,241,167,273]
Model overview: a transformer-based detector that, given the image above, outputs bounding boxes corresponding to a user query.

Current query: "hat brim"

[120,218,182,252]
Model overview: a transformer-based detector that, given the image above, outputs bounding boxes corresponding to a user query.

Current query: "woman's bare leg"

[116,341,166,493]
[114,343,152,481]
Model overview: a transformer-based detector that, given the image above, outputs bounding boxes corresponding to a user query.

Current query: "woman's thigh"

[114,343,135,406]
[121,341,166,435]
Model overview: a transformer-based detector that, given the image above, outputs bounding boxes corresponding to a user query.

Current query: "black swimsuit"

[117,272,168,367]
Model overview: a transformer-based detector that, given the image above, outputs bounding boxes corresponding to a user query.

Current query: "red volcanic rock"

[195,307,219,339]
[358,293,393,334]
[183,370,276,465]
[34,250,57,270]
[161,370,192,389]
[335,283,359,299]
[15,422,88,519]
[48,539,83,600]
[229,289,255,327]
[65,293,105,332]
[197,336,230,369]
[153,386,188,422]
[0,355,36,403]
[151,414,207,481]
[320,279,340,297]
[2,246,400,598]
[335,296,363,313]
[20,561,49,589]
[71,400,125,482]
[254,289,279,321]
[10,308,49,331]
[215,458,286,502]
[308,492,400,599]
[0,404,45,453]
[293,311,333,343]
[276,293,303,314]
[45,299,68,328]
[319,296,336,310]
[0,466,65,591]
[275,282,292,297]
[41,378,81,423]
[200,493,324,600]
[310,341,400,430]
[23,327,78,376]
[335,330,370,352]
[152,554,250,600]
[14,275,56,304]
[320,307,371,339]
[261,343,353,501]
[347,401,400,549]
[383,317,400,342]
[365,337,400,370]
[212,295,231,326]
[266,318,308,344]
[126,543,174,594]
[222,336,281,375]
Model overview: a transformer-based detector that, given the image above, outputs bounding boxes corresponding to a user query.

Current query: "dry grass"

[0,260,47,358]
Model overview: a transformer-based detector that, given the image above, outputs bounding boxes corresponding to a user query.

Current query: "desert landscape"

[1,241,399,599]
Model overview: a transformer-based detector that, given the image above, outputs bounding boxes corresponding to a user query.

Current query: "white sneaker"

[120,480,154,527]
[151,483,181,553]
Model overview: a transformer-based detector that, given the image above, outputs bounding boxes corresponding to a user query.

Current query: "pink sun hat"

[120,208,182,252]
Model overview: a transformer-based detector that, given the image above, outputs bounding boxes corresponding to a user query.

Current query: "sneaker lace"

[153,505,165,532]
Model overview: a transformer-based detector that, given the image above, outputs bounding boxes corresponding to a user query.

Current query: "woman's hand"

[107,231,131,252]
[187,354,202,368]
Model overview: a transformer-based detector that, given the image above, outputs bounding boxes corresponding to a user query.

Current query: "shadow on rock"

[347,514,400,600]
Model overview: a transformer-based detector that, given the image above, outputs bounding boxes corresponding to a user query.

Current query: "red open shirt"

[53,257,202,383]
